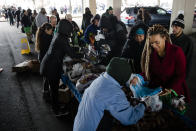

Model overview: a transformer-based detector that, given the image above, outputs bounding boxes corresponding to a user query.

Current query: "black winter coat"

[170,33,193,78]
[121,39,145,73]
[103,22,127,64]
[15,10,21,21]
[21,15,31,27]
[82,12,93,31]
[40,34,74,80]
[38,33,53,62]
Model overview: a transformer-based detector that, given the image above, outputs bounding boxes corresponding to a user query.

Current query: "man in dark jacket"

[15,7,21,28]
[100,15,127,65]
[170,14,193,79]
[122,23,148,73]
[40,19,75,115]
[81,7,93,31]
[8,9,14,25]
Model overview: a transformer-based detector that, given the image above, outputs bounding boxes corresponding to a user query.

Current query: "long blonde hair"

[141,24,172,80]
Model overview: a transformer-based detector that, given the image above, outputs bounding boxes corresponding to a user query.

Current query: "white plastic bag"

[142,95,163,112]
[71,63,84,78]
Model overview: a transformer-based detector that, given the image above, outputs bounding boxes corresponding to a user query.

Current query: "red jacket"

[142,42,190,102]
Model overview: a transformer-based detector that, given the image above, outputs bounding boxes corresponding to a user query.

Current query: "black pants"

[9,18,14,25]
[48,79,60,112]
[97,111,114,131]
[17,20,20,28]
[43,77,49,92]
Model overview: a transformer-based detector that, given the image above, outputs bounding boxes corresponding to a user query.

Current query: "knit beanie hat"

[172,14,185,29]
[136,28,145,35]
[108,6,113,11]
[92,14,100,23]
[106,57,132,85]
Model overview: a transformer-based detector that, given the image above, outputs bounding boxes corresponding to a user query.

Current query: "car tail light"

[125,16,134,20]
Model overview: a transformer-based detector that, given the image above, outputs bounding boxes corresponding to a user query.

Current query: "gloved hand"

[141,95,163,112]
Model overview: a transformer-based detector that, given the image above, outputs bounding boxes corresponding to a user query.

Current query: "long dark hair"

[35,23,52,52]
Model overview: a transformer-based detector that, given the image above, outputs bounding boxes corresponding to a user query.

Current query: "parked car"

[121,6,171,29]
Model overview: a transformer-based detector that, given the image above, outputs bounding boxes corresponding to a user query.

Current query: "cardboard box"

[12,61,30,72]
[58,85,71,104]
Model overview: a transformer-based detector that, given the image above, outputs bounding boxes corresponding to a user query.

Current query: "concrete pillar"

[170,0,196,34]
[89,0,96,15]
[107,0,122,20]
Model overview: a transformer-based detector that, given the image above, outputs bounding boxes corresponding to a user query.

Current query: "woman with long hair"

[35,23,53,99]
[35,23,53,62]
[131,24,190,102]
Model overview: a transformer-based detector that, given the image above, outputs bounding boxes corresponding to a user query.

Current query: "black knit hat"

[106,57,132,85]
[108,6,113,11]
[92,14,100,23]
[172,14,185,29]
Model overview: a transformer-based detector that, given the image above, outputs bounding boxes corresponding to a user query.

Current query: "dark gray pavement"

[0,22,72,131]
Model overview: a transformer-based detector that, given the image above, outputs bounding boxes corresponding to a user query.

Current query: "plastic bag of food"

[126,74,162,98]
[76,73,98,92]
[142,95,163,112]
[71,63,84,78]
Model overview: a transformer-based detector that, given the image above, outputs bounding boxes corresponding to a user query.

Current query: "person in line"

[8,9,14,26]
[131,24,190,102]
[21,10,33,44]
[35,8,48,28]
[31,10,38,37]
[122,23,148,73]
[81,7,93,32]
[170,14,193,79]
[40,19,75,115]
[15,7,21,28]
[66,14,79,33]
[99,15,127,64]
[52,9,60,24]
[73,57,147,131]
[35,23,53,100]
[136,8,151,26]
[66,14,80,46]
[102,6,113,17]
[84,14,100,46]
[4,9,8,21]
[49,15,57,32]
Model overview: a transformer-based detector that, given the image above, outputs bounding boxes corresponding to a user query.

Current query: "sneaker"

[55,110,70,117]
[0,68,3,73]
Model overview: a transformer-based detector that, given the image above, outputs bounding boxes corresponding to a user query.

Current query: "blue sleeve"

[84,26,90,44]
[106,92,145,125]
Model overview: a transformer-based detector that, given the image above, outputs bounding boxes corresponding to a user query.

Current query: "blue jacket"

[73,72,145,131]
[84,24,99,44]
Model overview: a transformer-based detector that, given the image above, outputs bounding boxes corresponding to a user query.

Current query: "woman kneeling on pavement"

[131,24,190,102]
[35,23,53,99]
[40,19,75,115]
